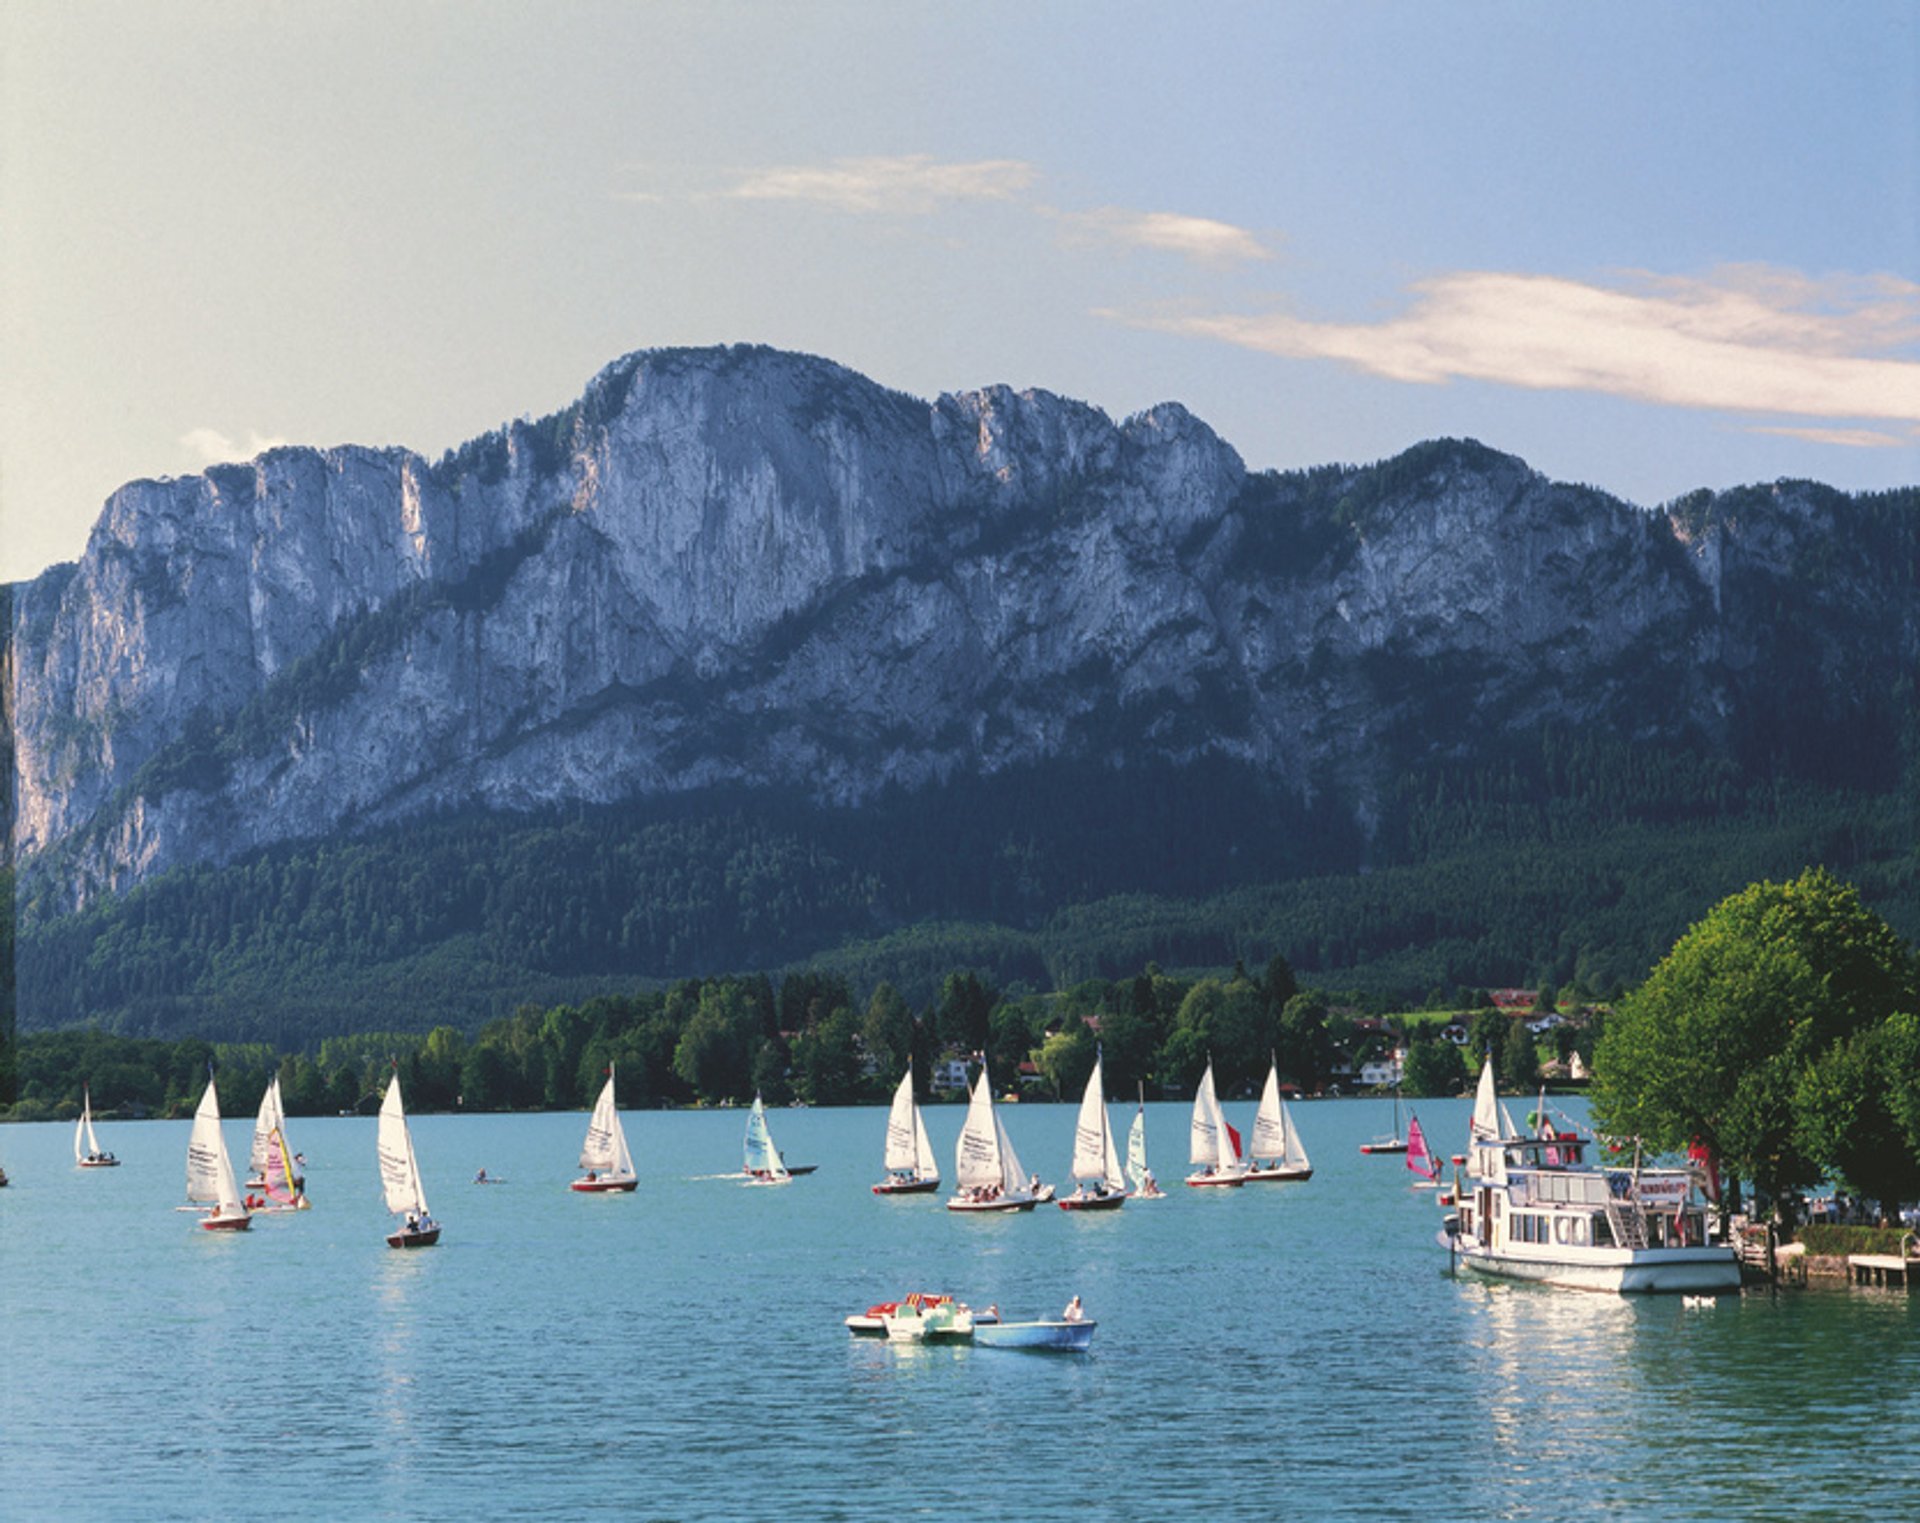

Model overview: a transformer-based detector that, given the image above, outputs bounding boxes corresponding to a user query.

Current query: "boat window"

[1592,1212,1613,1247]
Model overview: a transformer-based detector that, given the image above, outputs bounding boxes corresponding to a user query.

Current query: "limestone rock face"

[6,345,1914,910]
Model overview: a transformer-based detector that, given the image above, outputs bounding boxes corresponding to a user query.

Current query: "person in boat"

[1029,1173,1041,1196]
[585,1170,597,1183]
[475,1168,488,1184]
[1063,1295,1085,1322]
[1142,1170,1158,1193]
[405,1212,420,1233]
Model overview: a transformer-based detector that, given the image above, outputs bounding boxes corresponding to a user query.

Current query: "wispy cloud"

[1126,265,1920,432]
[1747,423,1915,449]
[718,154,1038,214]
[179,427,288,468]
[1061,208,1273,265]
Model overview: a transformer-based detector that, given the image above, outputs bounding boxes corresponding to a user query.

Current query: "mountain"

[6,344,1918,1031]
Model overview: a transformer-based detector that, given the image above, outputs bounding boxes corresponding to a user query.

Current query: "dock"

[1847,1254,1917,1289]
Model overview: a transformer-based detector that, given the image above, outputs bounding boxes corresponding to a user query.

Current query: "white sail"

[1189,1061,1239,1172]
[992,1107,1028,1194]
[580,1068,635,1178]
[250,1076,286,1178]
[1276,1095,1311,1171]
[743,1094,789,1180]
[1469,1056,1501,1142]
[377,1075,430,1218]
[76,1086,105,1161]
[1070,1055,1125,1189]
[186,1077,244,1213]
[954,1069,1005,1190]
[884,1067,937,1181]
[1126,1105,1151,1190]
[1250,1064,1286,1162]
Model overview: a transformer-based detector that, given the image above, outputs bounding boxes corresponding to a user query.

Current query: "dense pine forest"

[9,728,1917,1055]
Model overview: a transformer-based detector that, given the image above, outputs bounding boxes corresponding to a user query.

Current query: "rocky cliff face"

[8,344,1916,911]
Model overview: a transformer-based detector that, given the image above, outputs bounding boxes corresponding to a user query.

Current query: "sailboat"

[247,1076,309,1208]
[572,1066,639,1192]
[743,1093,813,1182]
[1185,1059,1246,1187]
[872,1065,941,1194]
[1125,1084,1164,1198]
[947,1066,1044,1211]
[1361,1076,1410,1154]
[378,1073,440,1248]
[1245,1059,1313,1182]
[1059,1052,1127,1210]
[75,1085,119,1167]
[186,1075,250,1231]
[1405,1111,1442,1188]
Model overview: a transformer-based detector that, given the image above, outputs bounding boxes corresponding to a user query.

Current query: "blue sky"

[4,2,1916,582]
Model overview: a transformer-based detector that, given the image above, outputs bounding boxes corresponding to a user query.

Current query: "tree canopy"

[1593,868,1918,1217]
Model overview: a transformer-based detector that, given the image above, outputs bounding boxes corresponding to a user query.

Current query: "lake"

[3,1095,1916,1520]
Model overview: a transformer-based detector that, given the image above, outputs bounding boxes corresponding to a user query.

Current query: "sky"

[4,2,1917,584]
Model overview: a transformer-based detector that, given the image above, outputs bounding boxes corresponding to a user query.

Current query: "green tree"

[1593,869,1916,1218]
[1402,1031,1465,1097]
[673,981,759,1102]
[1502,1025,1540,1093]
[1036,1022,1096,1100]
[937,971,997,1054]
[1277,992,1333,1093]
[860,982,914,1081]
[1795,1017,1920,1221]
[793,1003,862,1105]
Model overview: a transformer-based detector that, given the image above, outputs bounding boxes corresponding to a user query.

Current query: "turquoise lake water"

[4,1095,1917,1521]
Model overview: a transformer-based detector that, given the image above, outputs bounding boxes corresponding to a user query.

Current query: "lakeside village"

[10,869,1920,1293]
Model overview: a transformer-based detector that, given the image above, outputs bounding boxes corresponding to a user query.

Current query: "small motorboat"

[971,1319,1096,1352]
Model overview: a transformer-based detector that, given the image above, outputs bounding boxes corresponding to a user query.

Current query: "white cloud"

[719,154,1038,214]
[1747,424,1915,449]
[1063,209,1273,265]
[179,427,288,468]
[1128,265,1920,428]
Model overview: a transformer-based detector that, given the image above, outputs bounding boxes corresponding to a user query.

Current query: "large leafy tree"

[1594,868,1916,1215]
[1795,1017,1920,1220]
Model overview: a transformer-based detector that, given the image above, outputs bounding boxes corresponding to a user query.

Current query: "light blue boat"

[971,1319,1096,1351]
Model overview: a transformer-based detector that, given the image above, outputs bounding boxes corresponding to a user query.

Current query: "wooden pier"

[1847,1254,1917,1289]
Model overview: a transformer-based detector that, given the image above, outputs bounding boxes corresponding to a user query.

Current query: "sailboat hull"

[872,1177,941,1195]
[1185,1171,1245,1188]
[387,1226,442,1249]
[78,1158,121,1168]
[570,1175,638,1192]
[199,1211,251,1232]
[1244,1164,1313,1182]
[1360,1141,1409,1155]
[946,1194,1038,1212]
[1058,1190,1124,1211]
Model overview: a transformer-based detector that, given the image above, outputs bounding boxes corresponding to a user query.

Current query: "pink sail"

[1405,1114,1440,1181]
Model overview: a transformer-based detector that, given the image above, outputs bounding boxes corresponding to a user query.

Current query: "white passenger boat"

[1441,1058,1739,1294]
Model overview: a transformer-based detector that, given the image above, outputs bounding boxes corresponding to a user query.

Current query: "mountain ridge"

[6,344,1917,938]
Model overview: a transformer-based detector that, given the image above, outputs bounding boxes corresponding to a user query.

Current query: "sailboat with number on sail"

[75,1085,119,1167]
[1060,1051,1127,1210]
[1126,1085,1164,1198]
[572,1066,639,1192]
[873,1065,941,1194]
[378,1073,440,1248]
[1245,1059,1313,1182]
[186,1075,250,1231]
[1186,1059,1246,1187]
[948,1065,1043,1211]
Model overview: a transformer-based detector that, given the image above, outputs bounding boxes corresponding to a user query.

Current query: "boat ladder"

[1606,1200,1648,1250]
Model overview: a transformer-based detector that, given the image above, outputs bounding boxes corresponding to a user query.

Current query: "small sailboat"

[186,1075,250,1231]
[247,1076,309,1208]
[1361,1078,1410,1154]
[1245,1059,1313,1182]
[873,1065,941,1194]
[75,1085,119,1167]
[744,1093,812,1183]
[947,1066,1044,1212]
[1406,1111,1442,1188]
[1059,1051,1126,1210]
[572,1066,639,1192]
[1125,1084,1164,1198]
[378,1073,440,1248]
[1185,1059,1246,1187]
